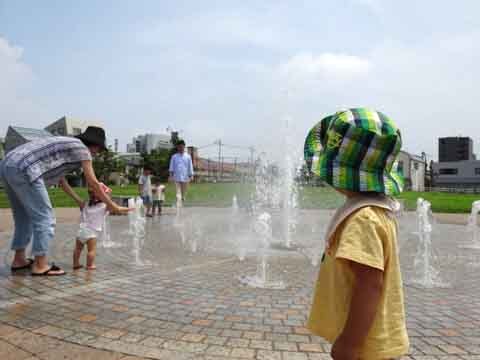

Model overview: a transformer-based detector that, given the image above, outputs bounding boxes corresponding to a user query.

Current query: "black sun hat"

[75,126,107,151]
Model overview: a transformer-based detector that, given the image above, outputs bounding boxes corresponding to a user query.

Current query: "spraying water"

[129,197,147,266]
[229,195,246,261]
[410,198,448,288]
[173,191,187,245]
[239,212,286,289]
[281,118,300,249]
[463,200,480,249]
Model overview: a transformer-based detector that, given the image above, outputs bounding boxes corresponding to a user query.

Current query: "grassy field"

[0,183,478,213]
[397,191,480,214]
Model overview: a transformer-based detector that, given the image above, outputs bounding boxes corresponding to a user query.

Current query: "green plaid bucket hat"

[304,108,404,196]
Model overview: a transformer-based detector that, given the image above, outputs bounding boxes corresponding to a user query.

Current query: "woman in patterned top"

[0,127,130,276]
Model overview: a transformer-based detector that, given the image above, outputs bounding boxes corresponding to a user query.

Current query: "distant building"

[439,137,475,162]
[115,152,142,166]
[126,133,172,154]
[432,160,480,188]
[194,157,251,182]
[45,116,102,137]
[4,126,53,154]
[397,151,426,192]
[115,152,143,181]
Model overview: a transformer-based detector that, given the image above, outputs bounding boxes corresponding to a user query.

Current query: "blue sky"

[1,0,480,161]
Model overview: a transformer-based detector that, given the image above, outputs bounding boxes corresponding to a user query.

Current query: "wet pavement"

[1,208,480,359]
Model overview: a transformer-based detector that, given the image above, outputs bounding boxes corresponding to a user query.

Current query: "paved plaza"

[0,208,480,359]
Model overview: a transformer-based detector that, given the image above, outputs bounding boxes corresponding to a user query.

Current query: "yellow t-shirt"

[308,206,409,359]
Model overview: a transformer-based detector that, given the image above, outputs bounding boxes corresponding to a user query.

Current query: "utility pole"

[249,146,255,179]
[216,139,222,182]
[207,158,210,182]
[234,157,237,181]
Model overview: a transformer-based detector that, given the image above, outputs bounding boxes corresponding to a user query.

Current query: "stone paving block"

[221,329,243,338]
[273,326,292,334]
[33,325,75,340]
[298,343,325,353]
[437,345,468,355]
[125,316,146,324]
[79,314,98,322]
[293,327,311,335]
[242,331,264,340]
[203,336,227,345]
[181,333,206,342]
[192,319,213,327]
[201,328,223,336]
[306,354,331,360]
[282,352,308,360]
[287,334,311,343]
[232,323,253,331]
[205,345,231,356]
[0,339,33,360]
[139,336,165,348]
[0,323,22,338]
[102,329,128,340]
[462,345,480,354]
[35,342,125,360]
[250,340,273,350]
[274,341,298,352]
[257,350,283,360]
[163,340,208,353]
[420,345,451,355]
[230,347,256,358]
[66,332,97,345]
[227,338,251,348]
[120,333,147,344]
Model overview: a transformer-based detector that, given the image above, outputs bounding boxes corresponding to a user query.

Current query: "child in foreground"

[73,183,112,270]
[304,108,409,359]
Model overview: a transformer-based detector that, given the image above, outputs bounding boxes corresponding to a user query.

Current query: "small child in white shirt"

[73,183,111,270]
[152,180,166,216]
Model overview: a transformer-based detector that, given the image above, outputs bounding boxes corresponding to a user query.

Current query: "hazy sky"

[1,0,479,162]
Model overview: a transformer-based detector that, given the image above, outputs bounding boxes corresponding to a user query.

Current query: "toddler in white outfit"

[73,183,111,270]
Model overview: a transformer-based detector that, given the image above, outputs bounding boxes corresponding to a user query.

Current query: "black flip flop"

[73,265,84,270]
[32,264,66,277]
[11,259,34,272]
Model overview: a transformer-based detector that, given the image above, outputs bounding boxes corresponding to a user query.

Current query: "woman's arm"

[59,178,85,208]
[81,160,131,215]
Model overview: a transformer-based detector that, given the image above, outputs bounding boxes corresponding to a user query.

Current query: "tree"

[93,147,126,184]
[142,148,171,181]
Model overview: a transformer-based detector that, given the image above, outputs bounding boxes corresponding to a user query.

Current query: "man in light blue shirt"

[169,140,194,202]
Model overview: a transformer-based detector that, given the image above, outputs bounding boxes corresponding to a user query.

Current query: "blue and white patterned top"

[3,137,92,185]
[169,152,194,182]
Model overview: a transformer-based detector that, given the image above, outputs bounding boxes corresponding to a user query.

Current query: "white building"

[45,116,103,137]
[397,150,426,192]
[127,133,172,154]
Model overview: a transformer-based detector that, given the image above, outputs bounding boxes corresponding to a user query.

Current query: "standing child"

[73,183,112,270]
[152,180,166,216]
[139,166,153,217]
[304,108,409,359]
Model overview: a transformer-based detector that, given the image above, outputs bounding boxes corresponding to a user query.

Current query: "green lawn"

[397,191,480,214]
[0,183,479,213]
